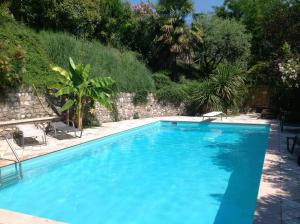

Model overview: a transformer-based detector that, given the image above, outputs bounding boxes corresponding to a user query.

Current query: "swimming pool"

[0,121,269,224]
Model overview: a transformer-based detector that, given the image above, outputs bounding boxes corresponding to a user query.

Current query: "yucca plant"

[190,64,245,114]
[50,57,117,129]
[211,64,245,113]
[190,80,222,113]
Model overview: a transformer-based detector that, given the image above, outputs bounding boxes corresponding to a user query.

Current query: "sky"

[129,0,224,13]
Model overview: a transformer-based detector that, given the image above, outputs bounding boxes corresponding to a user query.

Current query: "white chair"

[202,111,226,120]
[16,124,47,148]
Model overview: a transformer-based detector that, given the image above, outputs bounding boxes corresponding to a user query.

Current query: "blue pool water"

[0,121,269,224]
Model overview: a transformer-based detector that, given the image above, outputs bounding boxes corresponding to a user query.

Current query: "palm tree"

[50,57,116,129]
[154,10,203,80]
[157,0,193,16]
[154,0,203,81]
[154,12,187,80]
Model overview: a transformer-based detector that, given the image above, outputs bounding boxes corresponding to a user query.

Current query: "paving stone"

[282,199,300,209]
[283,217,300,224]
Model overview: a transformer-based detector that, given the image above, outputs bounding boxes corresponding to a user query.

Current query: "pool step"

[0,173,20,188]
[0,136,23,188]
[0,164,22,188]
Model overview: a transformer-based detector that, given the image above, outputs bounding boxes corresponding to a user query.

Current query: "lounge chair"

[16,124,47,148]
[280,111,300,132]
[202,111,225,120]
[48,121,83,138]
[287,135,300,154]
[261,108,277,119]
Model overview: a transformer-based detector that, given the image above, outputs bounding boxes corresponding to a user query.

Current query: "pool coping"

[0,209,64,224]
[0,116,280,223]
[254,123,282,224]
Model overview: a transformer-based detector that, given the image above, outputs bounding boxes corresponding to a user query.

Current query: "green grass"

[0,16,54,88]
[38,31,155,92]
[0,17,155,93]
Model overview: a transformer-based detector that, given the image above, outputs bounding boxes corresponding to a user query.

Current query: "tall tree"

[215,0,300,58]
[157,0,193,15]
[215,0,300,110]
[193,15,251,77]
[154,0,203,80]
[127,2,160,62]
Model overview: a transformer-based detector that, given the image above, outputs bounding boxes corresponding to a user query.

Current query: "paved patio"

[279,129,300,224]
[0,114,299,224]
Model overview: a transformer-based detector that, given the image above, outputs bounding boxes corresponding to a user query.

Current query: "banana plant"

[50,57,117,129]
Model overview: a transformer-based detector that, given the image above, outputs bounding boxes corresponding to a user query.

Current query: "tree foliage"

[157,0,193,15]
[6,0,295,113]
[193,15,251,76]
[153,0,203,80]
[128,2,159,63]
[216,0,300,110]
[10,0,132,44]
[0,16,54,89]
[216,0,300,58]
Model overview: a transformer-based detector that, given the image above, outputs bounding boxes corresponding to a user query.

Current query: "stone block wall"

[0,87,55,122]
[0,88,56,136]
[0,89,184,133]
[95,93,185,123]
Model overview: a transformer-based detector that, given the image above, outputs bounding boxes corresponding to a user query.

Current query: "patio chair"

[280,111,300,132]
[16,124,47,148]
[48,121,83,138]
[202,111,226,120]
[287,135,300,154]
[261,108,277,119]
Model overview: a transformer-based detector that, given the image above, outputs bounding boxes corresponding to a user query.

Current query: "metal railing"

[0,136,23,183]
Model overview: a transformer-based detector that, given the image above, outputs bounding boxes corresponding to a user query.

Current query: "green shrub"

[0,17,156,94]
[189,63,245,114]
[133,112,140,119]
[0,2,10,17]
[189,81,222,114]
[133,90,148,105]
[0,39,23,91]
[0,17,54,89]
[156,84,188,106]
[38,31,155,93]
[152,72,172,89]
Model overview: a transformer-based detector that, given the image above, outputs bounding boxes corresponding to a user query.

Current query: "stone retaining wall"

[0,89,184,126]
[0,88,56,135]
[95,93,184,123]
[0,88,55,122]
